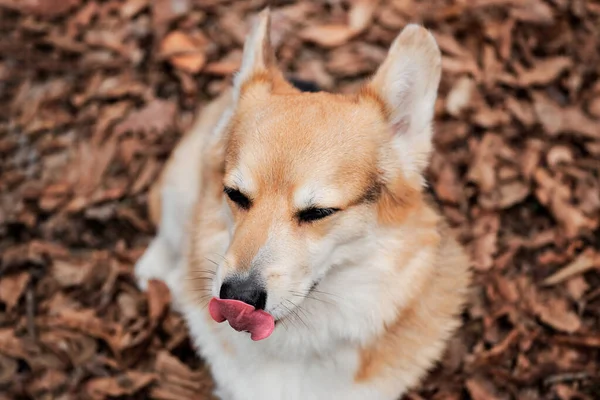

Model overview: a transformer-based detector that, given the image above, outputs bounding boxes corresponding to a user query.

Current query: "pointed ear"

[366,24,442,181]
[233,8,280,99]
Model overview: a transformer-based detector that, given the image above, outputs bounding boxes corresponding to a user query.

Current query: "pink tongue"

[208,297,275,341]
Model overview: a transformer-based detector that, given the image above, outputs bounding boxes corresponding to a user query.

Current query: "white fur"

[134,20,456,400]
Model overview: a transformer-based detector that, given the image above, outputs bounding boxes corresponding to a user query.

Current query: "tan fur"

[140,11,471,399]
[355,218,471,388]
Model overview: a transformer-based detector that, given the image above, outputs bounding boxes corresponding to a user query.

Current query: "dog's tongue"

[208,297,275,341]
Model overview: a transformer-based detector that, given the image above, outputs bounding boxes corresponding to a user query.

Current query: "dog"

[135,9,471,400]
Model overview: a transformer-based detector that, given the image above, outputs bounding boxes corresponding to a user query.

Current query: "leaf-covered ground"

[1,1,599,399]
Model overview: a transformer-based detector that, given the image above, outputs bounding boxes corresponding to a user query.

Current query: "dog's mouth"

[208,280,322,341]
[209,297,275,341]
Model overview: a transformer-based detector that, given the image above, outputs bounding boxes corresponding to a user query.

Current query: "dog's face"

[213,10,441,321]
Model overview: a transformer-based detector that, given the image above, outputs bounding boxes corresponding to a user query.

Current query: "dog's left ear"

[233,8,289,99]
[366,24,442,181]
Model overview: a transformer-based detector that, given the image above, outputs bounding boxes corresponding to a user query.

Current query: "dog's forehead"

[233,93,383,155]
[225,92,382,201]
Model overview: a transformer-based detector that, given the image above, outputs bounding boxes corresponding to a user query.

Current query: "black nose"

[219,276,267,310]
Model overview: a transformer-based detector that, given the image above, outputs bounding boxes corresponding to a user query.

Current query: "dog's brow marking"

[294,184,341,210]
[227,168,255,195]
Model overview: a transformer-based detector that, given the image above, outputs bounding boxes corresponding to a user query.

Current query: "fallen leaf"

[446,76,476,117]
[0,0,80,17]
[533,296,581,333]
[542,249,600,286]
[85,371,157,400]
[517,57,571,86]
[510,0,554,24]
[471,213,500,271]
[160,31,208,73]
[587,95,600,118]
[204,50,242,76]
[466,377,502,400]
[565,276,589,301]
[113,99,177,137]
[51,260,93,288]
[348,0,378,33]
[0,354,17,386]
[0,272,30,310]
[152,0,191,37]
[497,181,530,209]
[299,25,357,48]
[147,279,171,324]
[533,93,600,139]
[546,145,574,168]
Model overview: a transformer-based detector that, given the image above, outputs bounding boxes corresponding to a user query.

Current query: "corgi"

[135,9,471,400]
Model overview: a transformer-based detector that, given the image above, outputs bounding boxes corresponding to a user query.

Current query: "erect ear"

[366,24,442,184]
[233,8,288,100]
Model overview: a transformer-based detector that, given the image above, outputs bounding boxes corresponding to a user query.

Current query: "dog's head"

[211,9,441,324]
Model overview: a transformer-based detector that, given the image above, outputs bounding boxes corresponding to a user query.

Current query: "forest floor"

[0,0,599,399]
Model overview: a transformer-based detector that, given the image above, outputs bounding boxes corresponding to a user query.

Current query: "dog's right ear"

[233,8,286,100]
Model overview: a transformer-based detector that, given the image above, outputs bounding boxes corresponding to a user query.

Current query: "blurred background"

[0,0,599,399]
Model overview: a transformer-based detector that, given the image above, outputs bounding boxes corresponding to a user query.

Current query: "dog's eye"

[297,207,339,223]
[224,187,251,210]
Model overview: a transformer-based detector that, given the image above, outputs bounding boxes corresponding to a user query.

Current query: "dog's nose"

[219,276,267,310]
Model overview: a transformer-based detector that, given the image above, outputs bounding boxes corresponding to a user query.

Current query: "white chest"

[183,306,388,400]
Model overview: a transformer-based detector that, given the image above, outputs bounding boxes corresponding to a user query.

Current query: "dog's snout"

[220,276,267,310]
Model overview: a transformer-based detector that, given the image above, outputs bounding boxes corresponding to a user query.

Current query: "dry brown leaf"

[542,249,600,286]
[446,76,476,117]
[148,279,171,323]
[534,168,597,237]
[505,97,536,127]
[587,96,600,118]
[131,158,162,195]
[466,377,502,400]
[49,308,122,353]
[152,351,213,399]
[468,134,501,192]
[0,354,18,386]
[532,296,581,333]
[39,329,97,367]
[51,260,93,288]
[29,368,68,396]
[85,371,157,400]
[299,25,357,48]
[0,0,79,17]
[510,0,554,24]
[204,50,242,76]
[152,0,191,37]
[497,181,530,209]
[0,272,30,310]
[160,31,208,73]
[435,164,461,204]
[442,56,481,79]
[554,335,600,348]
[517,57,571,86]
[114,99,177,137]
[565,276,589,301]
[348,0,378,33]
[471,213,500,271]
[533,93,600,139]
[546,145,574,168]
[121,0,149,19]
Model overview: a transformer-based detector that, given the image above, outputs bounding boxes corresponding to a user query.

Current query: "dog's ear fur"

[233,9,291,99]
[366,24,442,182]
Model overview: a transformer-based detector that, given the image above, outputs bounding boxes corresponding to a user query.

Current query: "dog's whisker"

[285,299,310,330]
[279,302,302,330]
[203,257,219,268]
[290,293,336,307]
